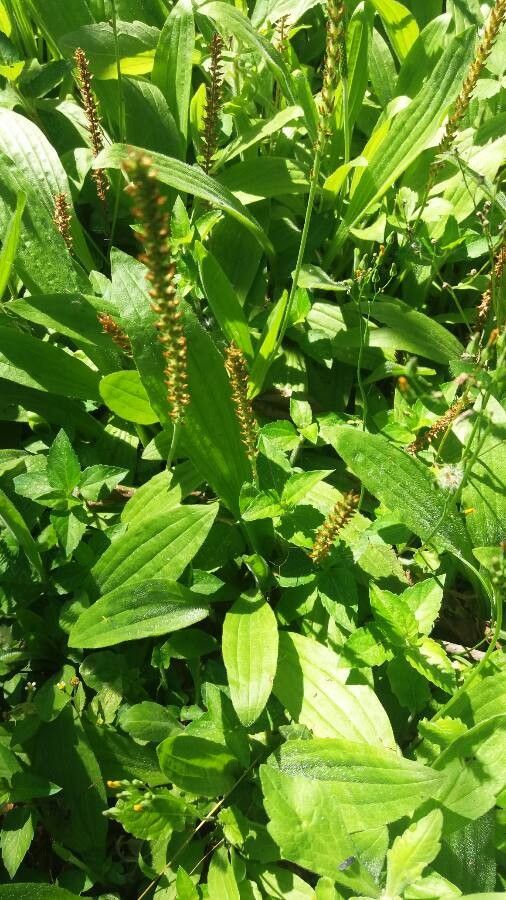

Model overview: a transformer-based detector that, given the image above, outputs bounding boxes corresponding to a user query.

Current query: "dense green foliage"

[0,0,504,897]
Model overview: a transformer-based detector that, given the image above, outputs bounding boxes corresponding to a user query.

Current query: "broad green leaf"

[269,738,444,830]
[78,464,128,501]
[405,637,456,693]
[95,78,181,156]
[99,370,158,425]
[1,807,35,878]
[152,0,194,146]
[195,241,254,360]
[8,293,122,374]
[281,470,334,508]
[176,868,199,900]
[216,106,303,168]
[0,487,43,578]
[0,325,100,400]
[332,426,472,558]
[121,463,201,524]
[370,0,419,60]
[207,845,241,900]
[157,734,241,797]
[463,431,506,547]
[69,579,209,648]
[385,809,443,895]
[0,190,25,297]
[219,157,308,204]
[223,595,279,727]
[118,701,181,743]
[248,291,289,399]
[434,716,506,822]
[92,502,218,593]
[369,298,464,363]
[370,584,419,646]
[0,888,80,900]
[0,108,93,273]
[47,429,81,495]
[28,0,93,48]
[273,632,396,749]
[60,21,159,78]
[260,765,380,895]
[107,785,186,841]
[199,2,296,105]
[96,144,273,254]
[327,27,475,257]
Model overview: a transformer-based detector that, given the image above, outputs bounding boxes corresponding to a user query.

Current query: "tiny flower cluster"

[53,192,73,252]
[202,33,225,174]
[407,398,468,454]
[224,344,258,462]
[476,239,505,330]
[74,48,109,202]
[97,313,132,354]
[318,0,346,144]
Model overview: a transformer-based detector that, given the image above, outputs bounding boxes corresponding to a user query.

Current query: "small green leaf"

[1,807,35,878]
[152,0,194,147]
[69,579,210,649]
[0,190,25,298]
[118,701,181,743]
[157,734,241,797]
[195,241,254,360]
[223,595,278,727]
[0,487,43,578]
[385,809,443,896]
[47,429,81,495]
[99,370,159,425]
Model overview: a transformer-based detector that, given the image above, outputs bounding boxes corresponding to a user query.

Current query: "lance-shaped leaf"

[152,0,194,147]
[223,595,279,727]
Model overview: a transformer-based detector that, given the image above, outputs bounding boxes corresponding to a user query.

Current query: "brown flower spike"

[406,398,468,455]
[310,491,359,564]
[225,344,258,461]
[74,48,109,202]
[476,239,505,330]
[202,33,224,174]
[434,0,506,165]
[53,192,73,252]
[124,153,189,423]
[97,313,131,354]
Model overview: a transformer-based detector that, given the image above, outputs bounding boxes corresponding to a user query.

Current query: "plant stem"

[167,419,182,471]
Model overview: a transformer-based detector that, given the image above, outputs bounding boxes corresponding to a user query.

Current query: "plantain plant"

[0,0,504,897]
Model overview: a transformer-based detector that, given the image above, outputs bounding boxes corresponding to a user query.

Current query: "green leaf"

[218,157,308,204]
[28,0,93,48]
[260,765,380,895]
[369,0,419,61]
[222,595,279,727]
[281,470,334,508]
[0,190,25,297]
[152,0,194,146]
[332,426,472,558]
[207,845,241,900]
[1,807,35,878]
[248,291,290,399]
[0,325,100,400]
[463,431,506,547]
[78,464,128,501]
[0,888,80,900]
[268,737,444,830]
[96,144,273,255]
[69,579,210,648]
[92,502,218,593]
[272,632,396,748]
[118,701,181,743]
[370,583,419,647]
[369,298,464,363]
[0,487,43,578]
[99,370,159,425]
[195,241,254,360]
[385,809,443,896]
[327,27,475,256]
[107,784,186,841]
[405,637,456,693]
[47,429,81,495]
[157,734,241,797]
[176,868,199,900]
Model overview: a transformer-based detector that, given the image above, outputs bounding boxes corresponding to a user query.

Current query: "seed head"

[224,344,258,461]
[124,153,190,423]
[98,313,132,354]
[202,33,225,174]
[53,192,73,252]
[406,398,469,455]
[74,47,109,202]
[476,238,505,330]
[318,1,346,142]
[310,491,358,564]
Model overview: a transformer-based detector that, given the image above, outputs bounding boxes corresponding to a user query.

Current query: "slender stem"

[275,142,324,354]
[108,0,125,250]
[167,420,182,471]
[342,73,351,167]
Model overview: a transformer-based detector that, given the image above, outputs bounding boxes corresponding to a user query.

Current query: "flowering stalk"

[53,192,73,252]
[476,238,505,330]
[225,344,258,464]
[275,0,346,367]
[406,398,468,455]
[202,33,224,174]
[124,153,190,429]
[74,48,109,202]
[97,313,131,354]
[310,491,358,564]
